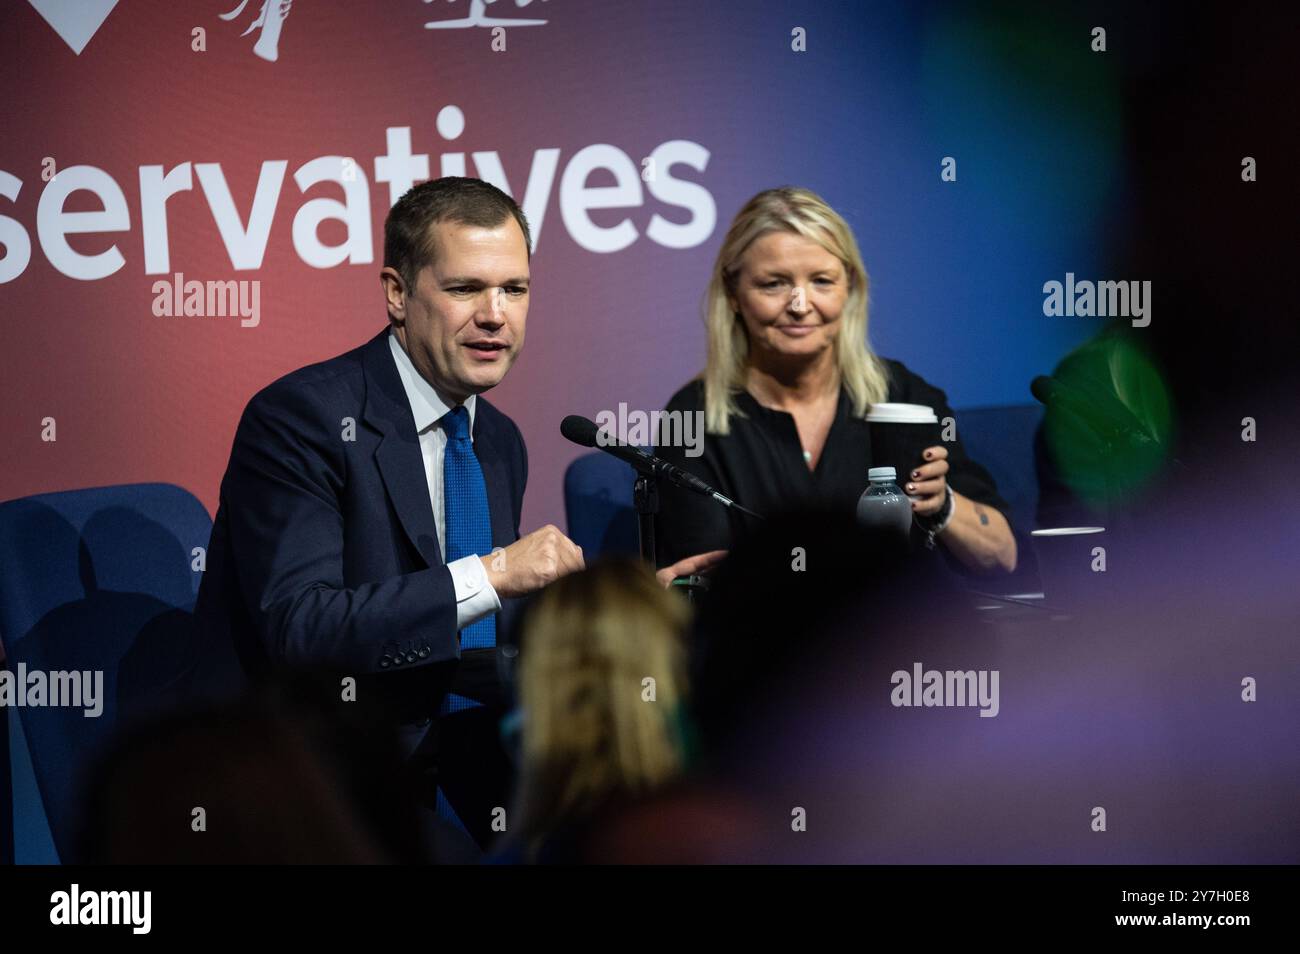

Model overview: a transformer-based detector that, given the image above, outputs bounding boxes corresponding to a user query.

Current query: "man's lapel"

[471,406,516,553]
[361,331,443,568]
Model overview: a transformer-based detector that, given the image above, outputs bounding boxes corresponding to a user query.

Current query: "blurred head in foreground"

[510,557,691,862]
[76,684,423,864]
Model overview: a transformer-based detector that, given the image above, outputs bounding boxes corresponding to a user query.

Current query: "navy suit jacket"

[195,329,527,727]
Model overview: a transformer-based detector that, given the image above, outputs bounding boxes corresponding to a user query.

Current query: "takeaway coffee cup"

[867,403,942,486]
[1030,527,1109,612]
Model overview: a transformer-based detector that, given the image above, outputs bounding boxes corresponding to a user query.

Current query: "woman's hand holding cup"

[905,445,949,515]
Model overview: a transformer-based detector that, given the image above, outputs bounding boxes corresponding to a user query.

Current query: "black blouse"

[654,359,1012,572]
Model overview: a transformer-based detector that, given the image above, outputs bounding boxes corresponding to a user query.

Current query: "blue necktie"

[435,405,496,836]
[440,405,496,711]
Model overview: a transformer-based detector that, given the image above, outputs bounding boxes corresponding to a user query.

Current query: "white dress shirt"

[388,330,502,632]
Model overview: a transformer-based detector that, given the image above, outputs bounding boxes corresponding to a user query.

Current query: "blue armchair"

[0,483,218,863]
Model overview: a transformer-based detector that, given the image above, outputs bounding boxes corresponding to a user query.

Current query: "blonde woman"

[507,558,692,862]
[655,187,1017,575]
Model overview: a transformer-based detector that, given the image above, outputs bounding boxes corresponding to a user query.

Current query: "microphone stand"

[626,456,762,564]
[561,415,763,566]
[633,472,659,564]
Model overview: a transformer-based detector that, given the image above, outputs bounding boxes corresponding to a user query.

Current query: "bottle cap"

[868,466,896,481]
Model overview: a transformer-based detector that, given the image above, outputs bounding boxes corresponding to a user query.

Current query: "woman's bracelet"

[918,483,955,550]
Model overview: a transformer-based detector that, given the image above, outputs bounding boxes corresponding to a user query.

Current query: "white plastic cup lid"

[866,403,938,423]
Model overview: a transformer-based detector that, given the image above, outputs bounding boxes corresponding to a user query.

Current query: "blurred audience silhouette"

[501,558,692,863]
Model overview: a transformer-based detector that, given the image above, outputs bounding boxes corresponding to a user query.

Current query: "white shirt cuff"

[448,553,502,631]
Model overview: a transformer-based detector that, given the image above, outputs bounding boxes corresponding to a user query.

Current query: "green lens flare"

[1042,333,1172,506]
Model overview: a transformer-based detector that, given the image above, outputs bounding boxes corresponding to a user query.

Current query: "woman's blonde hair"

[512,558,691,860]
[702,186,891,434]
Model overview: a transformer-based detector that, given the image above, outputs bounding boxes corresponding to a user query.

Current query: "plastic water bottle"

[856,466,913,548]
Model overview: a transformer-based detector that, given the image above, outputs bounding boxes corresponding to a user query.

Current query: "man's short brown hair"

[383,177,532,291]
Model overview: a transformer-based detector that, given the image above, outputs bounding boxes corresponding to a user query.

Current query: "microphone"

[561,415,763,519]
[1030,376,1157,449]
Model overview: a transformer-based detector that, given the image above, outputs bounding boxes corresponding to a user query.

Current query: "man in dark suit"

[195,177,585,859]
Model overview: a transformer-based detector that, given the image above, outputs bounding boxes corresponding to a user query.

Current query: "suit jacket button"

[380,656,391,668]
[405,651,418,664]
[418,647,430,659]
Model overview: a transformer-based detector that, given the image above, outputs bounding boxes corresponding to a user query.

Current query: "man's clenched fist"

[480,524,584,599]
